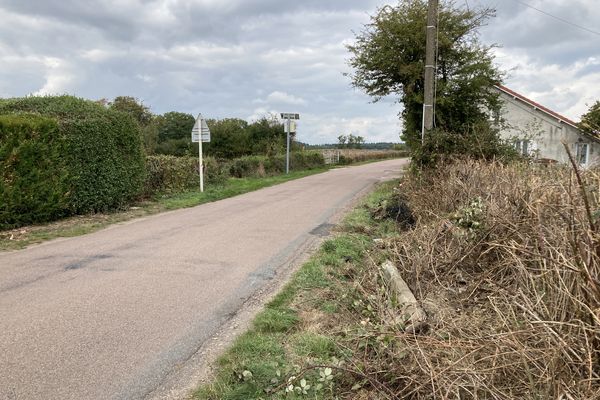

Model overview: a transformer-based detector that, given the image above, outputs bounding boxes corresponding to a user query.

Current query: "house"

[495,85,598,166]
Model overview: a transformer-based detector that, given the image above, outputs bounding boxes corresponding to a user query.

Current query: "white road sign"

[191,115,211,143]
[280,113,300,120]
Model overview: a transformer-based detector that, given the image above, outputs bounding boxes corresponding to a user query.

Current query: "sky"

[0,0,598,144]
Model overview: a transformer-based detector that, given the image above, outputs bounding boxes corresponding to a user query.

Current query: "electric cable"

[511,0,600,37]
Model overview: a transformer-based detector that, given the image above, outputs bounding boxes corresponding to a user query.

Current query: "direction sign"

[191,115,211,143]
[280,113,300,120]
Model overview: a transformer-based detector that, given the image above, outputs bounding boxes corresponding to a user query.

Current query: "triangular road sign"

[191,113,211,142]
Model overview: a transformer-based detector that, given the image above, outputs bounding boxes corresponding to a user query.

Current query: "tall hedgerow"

[0,114,69,228]
[0,96,146,226]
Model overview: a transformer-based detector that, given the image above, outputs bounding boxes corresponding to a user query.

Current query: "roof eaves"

[495,85,579,129]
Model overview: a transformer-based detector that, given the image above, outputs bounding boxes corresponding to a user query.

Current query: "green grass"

[0,167,330,251]
[194,179,401,400]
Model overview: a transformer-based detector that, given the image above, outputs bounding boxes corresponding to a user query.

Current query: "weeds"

[346,159,600,399]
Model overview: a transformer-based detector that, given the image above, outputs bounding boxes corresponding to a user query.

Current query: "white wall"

[497,90,599,166]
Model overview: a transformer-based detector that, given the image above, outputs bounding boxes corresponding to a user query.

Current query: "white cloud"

[495,49,600,121]
[31,57,77,95]
[265,91,306,105]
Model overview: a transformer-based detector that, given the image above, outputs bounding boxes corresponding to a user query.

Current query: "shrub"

[0,114,69,229]
[228,152,325,178]
[0,96,146,222]
[228,155,266,178]
[145,155,227,195]
[411,123,518,169]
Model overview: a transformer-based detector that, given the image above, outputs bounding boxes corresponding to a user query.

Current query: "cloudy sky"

[0,0,598,144]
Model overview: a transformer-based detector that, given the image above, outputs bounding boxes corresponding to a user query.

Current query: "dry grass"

[342,159,600,399]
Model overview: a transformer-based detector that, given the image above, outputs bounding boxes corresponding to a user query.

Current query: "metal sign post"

[280,113,299,174]
[191,114,211,192]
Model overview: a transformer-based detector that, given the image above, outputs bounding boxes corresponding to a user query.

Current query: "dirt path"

[0,158,407,400]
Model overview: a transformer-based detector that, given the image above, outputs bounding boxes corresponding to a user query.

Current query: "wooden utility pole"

[422,0,438,143]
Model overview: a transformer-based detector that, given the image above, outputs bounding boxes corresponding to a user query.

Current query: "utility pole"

[422,0,438,144]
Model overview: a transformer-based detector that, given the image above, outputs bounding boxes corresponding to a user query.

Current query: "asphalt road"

[0,158,407,400]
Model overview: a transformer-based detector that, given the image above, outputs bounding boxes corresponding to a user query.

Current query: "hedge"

[145,155,227,195]
[0,96,146,228]
[228,152,325,178]
[0,114,69,228]
[144,152,326,195]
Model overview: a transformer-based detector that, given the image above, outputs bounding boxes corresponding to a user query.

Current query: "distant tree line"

[304,141,406,150]
[108,96,295,159]
[337,134,365,149]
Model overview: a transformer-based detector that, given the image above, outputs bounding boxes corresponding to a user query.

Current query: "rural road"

[0,158,407,400]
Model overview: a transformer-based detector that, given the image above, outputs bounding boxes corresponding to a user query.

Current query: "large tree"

[347,0,503,150]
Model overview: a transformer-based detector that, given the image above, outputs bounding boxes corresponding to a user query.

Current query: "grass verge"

[194,180,401,400]
[0,168,329,251]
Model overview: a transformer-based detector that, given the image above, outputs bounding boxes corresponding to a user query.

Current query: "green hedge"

[145,155,227,195]
[228,152,325,178]
[0,115,70,228]
[144,152,325,195]
[0,96,146,228]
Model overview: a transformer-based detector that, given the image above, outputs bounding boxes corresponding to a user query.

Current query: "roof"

[495,85,579,129]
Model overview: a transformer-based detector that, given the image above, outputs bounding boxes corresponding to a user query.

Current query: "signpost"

[191,114,211,192]
[280,113,300,174]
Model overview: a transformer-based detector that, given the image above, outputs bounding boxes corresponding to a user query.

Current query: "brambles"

[352,160,600,398]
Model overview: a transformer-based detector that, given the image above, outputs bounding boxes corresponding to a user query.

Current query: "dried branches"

[347,159,600,399]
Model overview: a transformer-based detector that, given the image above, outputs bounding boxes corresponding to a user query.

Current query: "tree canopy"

[579,101,600,136]
[347,0,503,150]
[109,96,153,127]
[338,134,365,148]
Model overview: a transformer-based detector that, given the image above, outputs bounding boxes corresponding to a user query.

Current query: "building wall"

[497,91,599,166]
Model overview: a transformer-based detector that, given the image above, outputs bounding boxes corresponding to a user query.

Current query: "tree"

[153,112,195,156]
[247,115,285,156]
[348,134,365,148]
[347,0,503,151]
[109,96,157,154]
[157,112,195,142]
[579,101,600,136]
[338,134,365,148]
[204,118,250,159]
[109,96,153,127]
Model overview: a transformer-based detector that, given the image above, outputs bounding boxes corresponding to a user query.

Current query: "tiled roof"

[495,85,579,128]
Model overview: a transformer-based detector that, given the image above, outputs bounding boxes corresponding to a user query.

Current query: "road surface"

[0,158,407,400]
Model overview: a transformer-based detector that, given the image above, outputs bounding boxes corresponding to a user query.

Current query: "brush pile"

[352,159,600,399]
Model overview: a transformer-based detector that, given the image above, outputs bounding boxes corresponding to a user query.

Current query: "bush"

[411,123,518,169]
[0,96,146,224]
[228,155,267,178]
[0,115,69,229]
[145,155,227,195]
[228,152,325,178]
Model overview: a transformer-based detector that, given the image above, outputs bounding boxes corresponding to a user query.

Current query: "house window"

[575,143,589,165]
[514,140,530,156]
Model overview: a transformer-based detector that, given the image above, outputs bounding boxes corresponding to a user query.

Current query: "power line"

[512,0,600,37]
